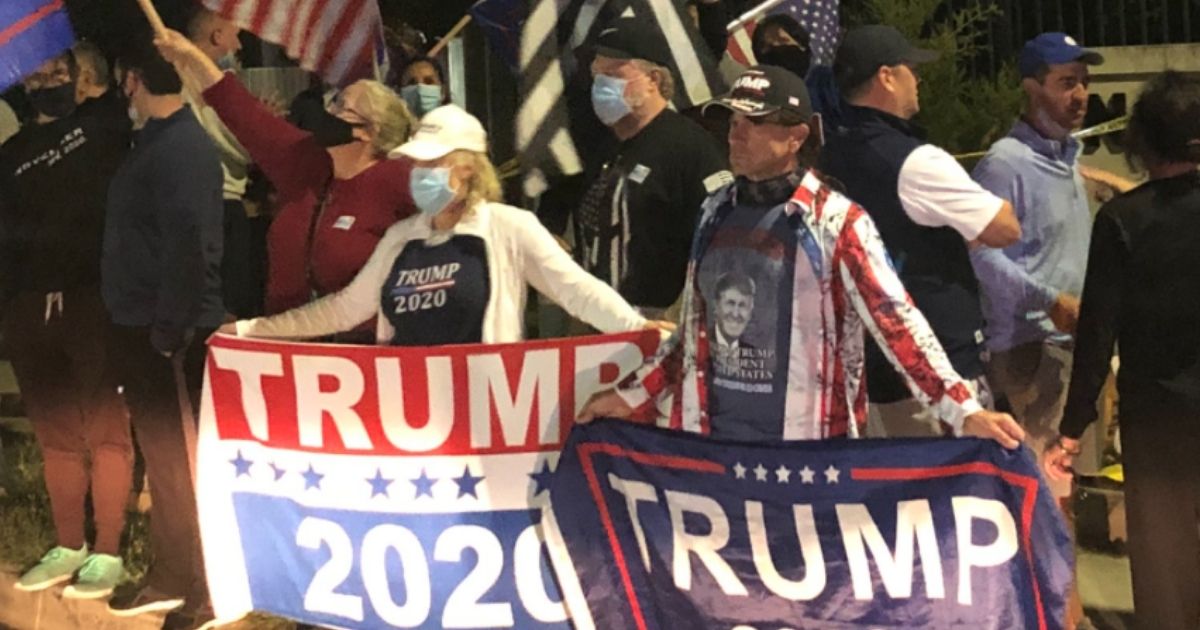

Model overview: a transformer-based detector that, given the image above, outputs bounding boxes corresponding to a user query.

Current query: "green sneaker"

[14,545,88,591]
[63,553,124,599]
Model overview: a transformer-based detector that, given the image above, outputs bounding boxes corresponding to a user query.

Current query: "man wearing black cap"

[575,17,729,320]
[819,25,1022,439]
[581,65,1023,449]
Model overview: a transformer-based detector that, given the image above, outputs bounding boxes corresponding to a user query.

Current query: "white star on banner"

[754,463,768,482]
[733,462,747,479]
[824,465,841,484]
[775,465,792,484]
[799,466,816,484]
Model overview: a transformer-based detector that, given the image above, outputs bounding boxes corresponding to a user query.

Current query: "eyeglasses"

[327,90,372,124]
[25,64,71,88]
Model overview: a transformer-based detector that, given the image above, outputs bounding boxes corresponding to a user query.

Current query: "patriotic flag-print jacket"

[617,170,982,439]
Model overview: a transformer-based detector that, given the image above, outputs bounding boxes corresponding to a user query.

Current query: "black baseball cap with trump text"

[702,65,813,120]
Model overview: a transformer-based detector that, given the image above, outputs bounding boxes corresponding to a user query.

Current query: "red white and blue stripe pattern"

[618,170,980,439]
[727,0,840,67]
[201,0,386,86]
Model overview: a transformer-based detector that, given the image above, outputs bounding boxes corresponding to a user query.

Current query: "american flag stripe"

[620,172,981,439]
[728,25,755,66]
[202,0,382,86]
[517,0,725,196]
[725,0,840,68]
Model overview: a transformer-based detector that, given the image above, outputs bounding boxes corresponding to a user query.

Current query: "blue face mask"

[591,74,632,126]
[401,84,443,117]
[217,53,239,71]
[410,167,457,216]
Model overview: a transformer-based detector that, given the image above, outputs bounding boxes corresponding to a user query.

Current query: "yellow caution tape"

[954,116,1130,161]
[1097,464,1124,484]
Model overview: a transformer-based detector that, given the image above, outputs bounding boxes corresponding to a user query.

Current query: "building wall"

[1080,44,1200,184]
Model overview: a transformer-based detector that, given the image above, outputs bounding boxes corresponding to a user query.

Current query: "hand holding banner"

[197,332,660,628]
[548,421,1074,630]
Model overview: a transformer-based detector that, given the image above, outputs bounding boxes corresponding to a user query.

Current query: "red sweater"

[203,75,415,315]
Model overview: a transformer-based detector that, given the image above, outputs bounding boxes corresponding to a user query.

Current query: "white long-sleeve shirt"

[236,202,647,343]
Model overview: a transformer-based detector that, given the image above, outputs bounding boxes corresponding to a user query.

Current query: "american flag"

[517,0,726,196]
[727,0,840,68]
[200,0,387,86]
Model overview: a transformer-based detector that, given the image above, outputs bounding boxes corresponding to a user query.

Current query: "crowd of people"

[0,4,1197,630]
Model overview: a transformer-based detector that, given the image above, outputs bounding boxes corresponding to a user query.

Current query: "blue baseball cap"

[1018,33,1104,78]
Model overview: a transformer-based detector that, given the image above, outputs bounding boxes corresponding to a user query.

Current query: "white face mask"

[124,81,145,129]
[127,105,146,129]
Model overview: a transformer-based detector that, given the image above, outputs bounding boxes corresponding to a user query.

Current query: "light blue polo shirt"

[970,119,1092,352]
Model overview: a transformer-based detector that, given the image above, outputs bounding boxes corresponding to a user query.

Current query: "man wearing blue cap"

[970,33,1104,630]
[970,33,1103,487]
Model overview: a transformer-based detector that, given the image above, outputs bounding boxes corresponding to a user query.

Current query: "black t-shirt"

[575,109,728,309]
[0,110,130,297]
[695,173,803,441]
[697,204,798,441]
[382,234,490,346]
[75,89,131,130]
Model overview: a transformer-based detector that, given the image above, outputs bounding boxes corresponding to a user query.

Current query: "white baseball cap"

[389,104,487,161]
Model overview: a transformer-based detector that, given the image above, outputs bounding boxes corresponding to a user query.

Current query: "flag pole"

[134,0,169,37]
[428,14,474,58]
[726,0,789,32]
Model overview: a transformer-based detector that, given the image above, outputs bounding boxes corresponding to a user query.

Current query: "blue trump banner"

[197,333,661,628]
[0,0,74,92]
[548,421,1073,630]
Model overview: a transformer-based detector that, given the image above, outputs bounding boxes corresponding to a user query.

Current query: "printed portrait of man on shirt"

[700,226,788,401]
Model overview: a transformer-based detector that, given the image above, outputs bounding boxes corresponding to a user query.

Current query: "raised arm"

[155,29,327,192]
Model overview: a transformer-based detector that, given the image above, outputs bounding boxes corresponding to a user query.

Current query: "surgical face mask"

[410,166,458,216]
[591,74,632,126]
[28,83,77,119]
[216,53,240,72]
[401,84,443,117]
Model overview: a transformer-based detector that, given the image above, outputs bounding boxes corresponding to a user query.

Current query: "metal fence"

[968,0,1200,74]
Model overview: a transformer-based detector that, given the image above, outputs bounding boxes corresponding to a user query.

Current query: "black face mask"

[760,45,812,79]
[28,83,77,119]
[313,113,362,148]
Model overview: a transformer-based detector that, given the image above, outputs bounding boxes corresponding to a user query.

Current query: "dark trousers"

[108,324,211,607]
[2,287,131,554]
[222,199,262,318]
[1120,389,1200,630]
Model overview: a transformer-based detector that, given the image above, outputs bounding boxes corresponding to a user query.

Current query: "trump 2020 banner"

[196,332,660,628]
[548,421,1074,630]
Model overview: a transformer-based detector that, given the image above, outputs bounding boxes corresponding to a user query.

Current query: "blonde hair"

[445,150,502,208]
[349,79,417,156]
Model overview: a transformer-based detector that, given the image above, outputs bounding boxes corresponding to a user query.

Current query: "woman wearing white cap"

[219,105,658,344]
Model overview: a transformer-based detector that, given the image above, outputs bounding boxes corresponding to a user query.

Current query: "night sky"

[59,0,477,57]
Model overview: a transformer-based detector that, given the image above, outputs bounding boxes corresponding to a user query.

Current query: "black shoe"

[106,583,186,617]
[162,604,232,630]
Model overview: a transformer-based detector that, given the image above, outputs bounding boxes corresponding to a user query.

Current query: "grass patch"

[1,430,295,629]
[0,435,54,568]
[0,433,153,580]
